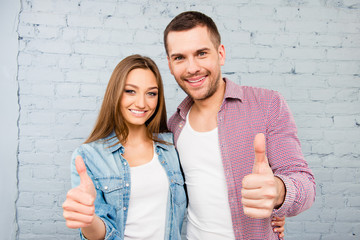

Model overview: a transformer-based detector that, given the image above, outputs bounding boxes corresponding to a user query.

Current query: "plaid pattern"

[168,78,315,240]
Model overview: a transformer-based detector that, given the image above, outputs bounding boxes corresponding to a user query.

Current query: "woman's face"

[120,68,159,129]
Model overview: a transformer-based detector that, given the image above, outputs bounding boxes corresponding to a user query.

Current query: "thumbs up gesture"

[241,133,286,219]
[62,156,97,229]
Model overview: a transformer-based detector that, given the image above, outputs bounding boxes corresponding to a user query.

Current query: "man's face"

[166,26,225,101]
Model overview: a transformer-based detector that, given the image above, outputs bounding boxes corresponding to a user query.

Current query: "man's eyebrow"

[196,47,211,53]
[170,48,211,58]
[169,53,183,59]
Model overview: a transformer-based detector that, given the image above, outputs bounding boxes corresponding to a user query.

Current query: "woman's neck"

[123,124,152,147]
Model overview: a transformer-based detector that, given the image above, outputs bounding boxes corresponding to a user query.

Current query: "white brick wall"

[14,0,360,239]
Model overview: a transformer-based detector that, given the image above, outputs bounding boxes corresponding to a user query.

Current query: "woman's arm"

[271,216,285,239]
[62,156,106,240]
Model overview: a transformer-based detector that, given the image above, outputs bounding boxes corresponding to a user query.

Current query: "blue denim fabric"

[70,132,187,240]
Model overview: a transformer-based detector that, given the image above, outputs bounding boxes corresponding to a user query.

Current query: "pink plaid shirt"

[168,78,316,239]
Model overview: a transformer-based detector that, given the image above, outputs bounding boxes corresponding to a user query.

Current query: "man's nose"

[186,57,201,75]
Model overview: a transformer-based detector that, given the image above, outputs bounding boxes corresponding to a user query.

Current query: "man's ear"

[218,44,226,66]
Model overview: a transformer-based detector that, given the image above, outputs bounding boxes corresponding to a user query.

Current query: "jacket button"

[104,186,108,190]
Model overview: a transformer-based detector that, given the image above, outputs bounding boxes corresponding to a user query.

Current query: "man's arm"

[241,92,315,219]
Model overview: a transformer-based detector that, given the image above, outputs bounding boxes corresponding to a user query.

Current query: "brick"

[31,0,79,14]
[241,20,283,33]
[56,83,80,97]
[73,42,121,57]
[348,196,360,207]
[67,15,103,28]
[79,1,116,16]
[86,29,111,42]
[337,209,360,222]
[283,47,326,60]
[285,21,328,33]
[309,89,337,101]
[334,116,358,128]
[327,48,360,61]
[134,30,161,44]
[304,222,332,233]
[27,39,72,54]
[80,84,106,97]
[116,3,143,16]
[20,12,66,26]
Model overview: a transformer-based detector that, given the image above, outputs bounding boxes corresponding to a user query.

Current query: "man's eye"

[199,52,206,56]
[174,56,183,61]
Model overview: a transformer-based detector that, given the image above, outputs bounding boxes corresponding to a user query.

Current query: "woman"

[62,54,285,239]
[62,55,186,239]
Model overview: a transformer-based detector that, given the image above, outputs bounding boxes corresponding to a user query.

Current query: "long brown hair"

[85,54,169,145]
[164,11,221,55]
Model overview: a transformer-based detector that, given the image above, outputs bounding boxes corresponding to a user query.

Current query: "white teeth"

[130,109,145,114]
[188,76,205,83]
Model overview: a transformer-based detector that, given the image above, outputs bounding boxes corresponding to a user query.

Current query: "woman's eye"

[147,92,158,97]
[124,89,135,94]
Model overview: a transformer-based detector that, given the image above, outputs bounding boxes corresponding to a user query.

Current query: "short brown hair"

[85,54,169,145]
[164,11,221,55]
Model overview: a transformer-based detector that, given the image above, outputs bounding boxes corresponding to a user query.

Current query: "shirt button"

[104,186,108,190]
[125,183,129,187]
[179,124,183,128]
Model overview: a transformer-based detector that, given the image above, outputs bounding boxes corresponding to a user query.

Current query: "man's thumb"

[253,133,269,173]
[75,155,92,187]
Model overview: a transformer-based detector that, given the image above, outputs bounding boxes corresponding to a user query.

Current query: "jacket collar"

[103,131,170,153]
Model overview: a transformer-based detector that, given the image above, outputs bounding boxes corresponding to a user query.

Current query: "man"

[164,11,315,239]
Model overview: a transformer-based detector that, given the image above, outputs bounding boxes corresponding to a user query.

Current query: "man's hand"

[62,156,97,229]
[241,133,286,219]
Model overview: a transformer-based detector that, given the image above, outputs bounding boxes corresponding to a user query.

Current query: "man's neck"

[192,78,226,115]
[188,78,226,132]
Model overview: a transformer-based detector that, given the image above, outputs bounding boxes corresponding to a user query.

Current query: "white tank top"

[177,112,235,240]
[124,151,169,240]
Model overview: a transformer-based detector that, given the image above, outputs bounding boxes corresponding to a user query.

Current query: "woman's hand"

[62,156,97,229]
[272,216,285,239]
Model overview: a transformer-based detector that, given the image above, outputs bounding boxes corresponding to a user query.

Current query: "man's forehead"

[166,27,213,54]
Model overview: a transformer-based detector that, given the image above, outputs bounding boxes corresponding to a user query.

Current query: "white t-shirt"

[124,151,169,240]
[177,112,235,240]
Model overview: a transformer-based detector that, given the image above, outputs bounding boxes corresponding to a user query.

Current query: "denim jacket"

[70,132,187,240]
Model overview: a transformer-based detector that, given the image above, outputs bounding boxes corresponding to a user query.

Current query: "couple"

[62,11,315,240]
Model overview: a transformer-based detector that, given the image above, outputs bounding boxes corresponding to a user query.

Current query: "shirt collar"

[103,131,123,153]
[176,78,243,119]
[223,78,243,101]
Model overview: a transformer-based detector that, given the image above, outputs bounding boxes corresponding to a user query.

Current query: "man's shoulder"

[230,83,281,104]
[224,78,280,102]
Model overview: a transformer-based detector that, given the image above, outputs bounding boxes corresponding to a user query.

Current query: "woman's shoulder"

[156,132,174,144]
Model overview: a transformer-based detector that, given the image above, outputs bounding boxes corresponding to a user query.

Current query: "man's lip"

[186,76,206,83]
